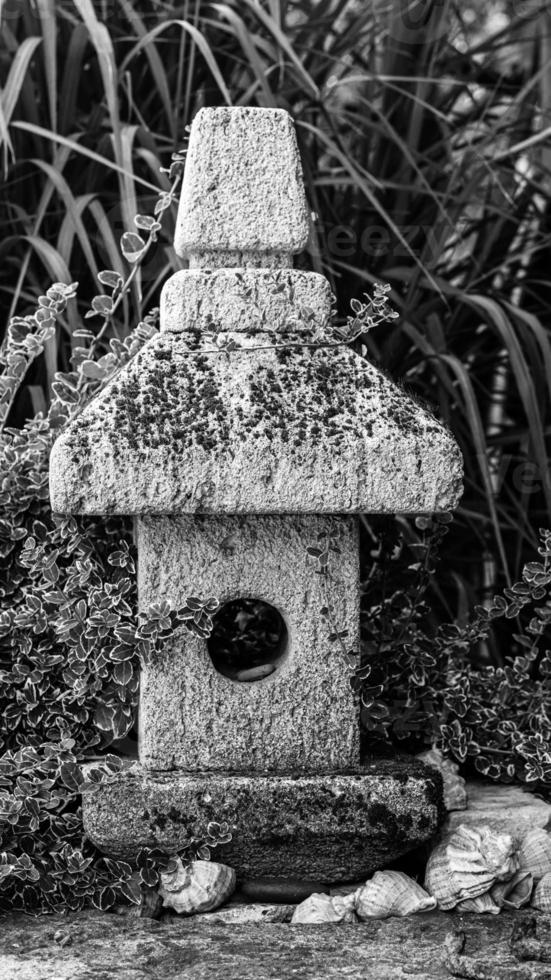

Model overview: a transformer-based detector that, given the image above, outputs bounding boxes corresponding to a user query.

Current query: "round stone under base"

[82,759,444,883]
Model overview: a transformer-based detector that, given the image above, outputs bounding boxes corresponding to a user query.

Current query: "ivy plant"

[354,516,551,787]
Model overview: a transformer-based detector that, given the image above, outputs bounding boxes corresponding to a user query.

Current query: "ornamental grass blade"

[463,294,551,518]
[120,19,232,107]
[72,0,122,167]
[34,0,57,135]
[10,123,159,191]
[115,0,175,140]
[211,4,276,107]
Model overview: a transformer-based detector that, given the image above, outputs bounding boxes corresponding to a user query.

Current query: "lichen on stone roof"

[49,105,463,517]
[49,331,462,515]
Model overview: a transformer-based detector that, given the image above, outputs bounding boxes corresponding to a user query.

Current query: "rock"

[82,758,444,883]
[445,783,551,842]
[200,903,294,924]
[416,748,467,811]
[510,913,551,963]
[236,877,328,904]
[2,908,546,980]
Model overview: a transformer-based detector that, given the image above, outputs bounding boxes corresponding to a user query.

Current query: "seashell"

[417,748,467,811]
[490,870,533,910]
[424,824,518,911]
[531,871,551,912]
[355,871,436,920]
[159,858,235,915]
[456,891,501,914]
[517,829,551,882]
[291,892,356,924]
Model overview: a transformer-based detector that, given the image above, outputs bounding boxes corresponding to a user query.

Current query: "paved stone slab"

[82,759,443,882]
[174,107,310,263]
[1,909,549,980]
[445,782,551,842]
[49,332,463,515]
[138,514,359,773]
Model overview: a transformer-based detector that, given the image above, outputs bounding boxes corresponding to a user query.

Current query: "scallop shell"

[424,824,518,911]
[159,858,236,915]
[355,871,436,919]
[291,892,356,924]
[490,870,533,910]
[456,891,500,914]
[417,748,467,811]
[517,829,551,882]
[531,871,551,912]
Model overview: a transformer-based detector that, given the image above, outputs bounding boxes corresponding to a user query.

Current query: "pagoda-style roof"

[49,328,462,516]
[49,106,463,516]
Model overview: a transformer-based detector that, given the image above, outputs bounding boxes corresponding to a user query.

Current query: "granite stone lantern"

[49,107,463,883]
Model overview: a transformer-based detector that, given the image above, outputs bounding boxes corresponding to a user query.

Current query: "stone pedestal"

[83,760,443,882]
[50,106,463,881]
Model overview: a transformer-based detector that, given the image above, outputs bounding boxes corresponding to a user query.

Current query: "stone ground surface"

[2,909,550,980]
[446,783,551,839]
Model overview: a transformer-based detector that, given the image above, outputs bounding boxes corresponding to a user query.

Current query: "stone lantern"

[50,107,462,883]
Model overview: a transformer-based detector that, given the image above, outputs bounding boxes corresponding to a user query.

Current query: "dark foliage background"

[2,0,551,665]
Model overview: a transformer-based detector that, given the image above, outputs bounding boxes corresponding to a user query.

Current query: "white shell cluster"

[422,823,551,914]
[291,871,435,924]
[159,858,236,915]
[424,825,518,911]
[152,825,551,922]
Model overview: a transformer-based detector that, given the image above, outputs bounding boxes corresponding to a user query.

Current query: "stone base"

[82,759,443,883]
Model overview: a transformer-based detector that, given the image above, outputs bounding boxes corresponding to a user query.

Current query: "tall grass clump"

[1,0,550,660]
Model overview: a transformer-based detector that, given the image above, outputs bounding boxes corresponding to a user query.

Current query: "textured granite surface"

[49,331,463,515]
[138,514,359,772]
[160,268,332,334]
[174,107,310,262]
[82,760,444,882]
[1,909,546,980]
[50,106,462,516]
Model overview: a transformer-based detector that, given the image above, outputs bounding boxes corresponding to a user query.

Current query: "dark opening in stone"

[207,598,288,682]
